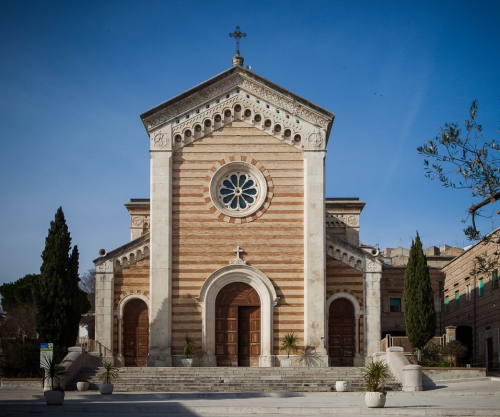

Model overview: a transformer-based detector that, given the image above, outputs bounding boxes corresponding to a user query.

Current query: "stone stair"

[68,366,401,392]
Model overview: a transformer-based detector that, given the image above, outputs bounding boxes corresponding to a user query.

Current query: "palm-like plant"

[98,360,119,384]
[360,360,390,392]
[183,335,196,358]
[280,333,299,359]
[41,354,67,390]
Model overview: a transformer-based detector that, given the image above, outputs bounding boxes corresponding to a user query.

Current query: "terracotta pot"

[44,390,64,405]
[364,391,386,408]
[99,383,114,395]
[76,381,89,391]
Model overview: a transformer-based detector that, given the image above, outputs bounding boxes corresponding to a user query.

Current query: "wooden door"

[328,298,355,366]
[215,305,238,366]
[239,306,260,366]
[123,299,149,367]
[215,282,260,367]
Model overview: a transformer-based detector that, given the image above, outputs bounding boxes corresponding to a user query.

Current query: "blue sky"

[1,0,499,286]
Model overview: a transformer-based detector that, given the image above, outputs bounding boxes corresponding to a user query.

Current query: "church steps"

[69,367,401,393]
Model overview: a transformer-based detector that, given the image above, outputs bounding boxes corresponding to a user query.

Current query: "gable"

[141,66,334,153]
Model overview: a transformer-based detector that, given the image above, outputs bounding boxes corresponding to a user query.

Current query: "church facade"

[94,56,384,368]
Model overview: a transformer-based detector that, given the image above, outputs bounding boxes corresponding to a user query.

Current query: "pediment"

[141,66,334,152]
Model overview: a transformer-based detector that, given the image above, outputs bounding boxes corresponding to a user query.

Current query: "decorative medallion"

[367,262,378,272]
[98,262,109,272]
[153,132,169,148]
[347,215,358,226]
[307,132,324,148]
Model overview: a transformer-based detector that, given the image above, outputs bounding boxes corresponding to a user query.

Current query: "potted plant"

[98,360,119,394]
[41,355,67,405]
[182,335,196,367]
[360,360,390,408]
[280,333,299,367]
[76,378,89,391]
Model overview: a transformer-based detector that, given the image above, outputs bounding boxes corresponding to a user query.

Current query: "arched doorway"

[123,299,149,367]
[215,282,261,367]
[328,298,355,366]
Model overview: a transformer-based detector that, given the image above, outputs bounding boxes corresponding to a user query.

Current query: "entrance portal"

[328,298,355,366]
[123,299,149,367]
[215,282,261,366]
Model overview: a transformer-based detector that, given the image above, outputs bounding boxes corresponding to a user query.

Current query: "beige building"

[441,231,500,370]
[94,55,385,368]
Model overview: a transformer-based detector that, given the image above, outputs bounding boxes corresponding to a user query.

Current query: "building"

[94,52,387,368]
[441,231,500,370]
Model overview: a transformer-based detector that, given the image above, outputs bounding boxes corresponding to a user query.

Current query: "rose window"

[209,161,268,218]
[218,172,259,211]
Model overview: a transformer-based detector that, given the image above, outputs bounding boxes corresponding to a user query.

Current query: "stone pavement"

[0,378,499,417]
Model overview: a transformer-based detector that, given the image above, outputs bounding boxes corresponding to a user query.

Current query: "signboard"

[40,342,53,368]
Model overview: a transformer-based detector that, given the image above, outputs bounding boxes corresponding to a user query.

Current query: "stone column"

[354,314,362,366]
[116,315,123,367]
[303,148,328,365]
[94,258,114,362]
[364,260,383,358]
[148,139,173,367]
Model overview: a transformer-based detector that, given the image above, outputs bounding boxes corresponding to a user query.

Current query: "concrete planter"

[364,392,386,408]
[280,358,292,367]
[182,358,194,367]
[335,381,350,392]
[76,381,89,391]
[44,390,64,405]
[99,383,114,395]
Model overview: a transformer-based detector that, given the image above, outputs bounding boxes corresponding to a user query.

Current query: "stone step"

[68,366,401,393]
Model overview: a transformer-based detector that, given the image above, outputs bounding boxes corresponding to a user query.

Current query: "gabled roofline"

[141,66,334,121]
[141,65,335,141]
[93,233,150,264]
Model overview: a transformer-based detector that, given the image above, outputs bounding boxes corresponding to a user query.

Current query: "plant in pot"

[360,360,390,408]
[280,333,299,367]
[182,335,196,367]
[76,377,89,391]
[41,355,67,405]
[98,360,119,394]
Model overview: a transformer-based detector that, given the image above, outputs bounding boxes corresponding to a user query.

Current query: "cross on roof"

[229,26,246,55]
[233,245,244,261]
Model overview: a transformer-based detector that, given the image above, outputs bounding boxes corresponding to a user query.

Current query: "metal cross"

[229,26,246,55]
[233,245,244,261]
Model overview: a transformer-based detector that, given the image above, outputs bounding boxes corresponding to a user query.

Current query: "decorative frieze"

[143,72,331,133]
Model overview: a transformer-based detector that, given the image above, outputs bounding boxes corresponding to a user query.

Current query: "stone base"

[353,355,364,367]
[200,354,217,367]
[147,351,172,367]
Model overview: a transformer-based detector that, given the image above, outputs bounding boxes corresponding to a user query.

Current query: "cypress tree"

[34,207,83,351]
[403,232,436,364]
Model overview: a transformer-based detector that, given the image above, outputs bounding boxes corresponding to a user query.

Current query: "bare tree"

[79,269,96,310]
[2,303,37,340]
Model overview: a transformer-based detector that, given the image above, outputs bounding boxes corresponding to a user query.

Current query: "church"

[94,44,386,368]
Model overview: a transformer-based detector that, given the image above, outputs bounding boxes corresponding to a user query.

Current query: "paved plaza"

[1,378,499,417]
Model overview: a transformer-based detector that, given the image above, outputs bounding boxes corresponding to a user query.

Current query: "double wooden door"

[123,299,149,367]
[328,298,355,366]
[215,282,261,367]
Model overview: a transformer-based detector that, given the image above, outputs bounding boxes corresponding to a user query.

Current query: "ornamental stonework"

[143,72,331,132]
[203,155,274,224]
